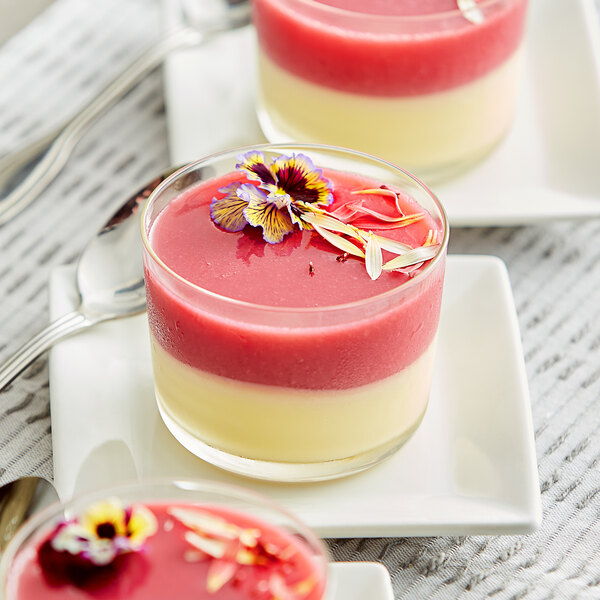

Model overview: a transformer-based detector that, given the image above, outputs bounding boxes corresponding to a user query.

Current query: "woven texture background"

[1,1,600,598]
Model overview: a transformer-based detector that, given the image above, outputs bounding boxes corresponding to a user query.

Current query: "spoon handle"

[0,477,40,552]
[0,311,93,391]
[0,27,201,226]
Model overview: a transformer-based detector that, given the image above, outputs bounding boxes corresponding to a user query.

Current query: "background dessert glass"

[253,0,529,182]
[141,144,448,482]
[0,479,329,600]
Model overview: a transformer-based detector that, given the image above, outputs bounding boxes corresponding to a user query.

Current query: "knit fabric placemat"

[1,1,599,597]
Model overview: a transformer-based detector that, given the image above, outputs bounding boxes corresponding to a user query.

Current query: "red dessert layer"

[10,504,324,600]
[145,170,445,390]
[253,0,528,96]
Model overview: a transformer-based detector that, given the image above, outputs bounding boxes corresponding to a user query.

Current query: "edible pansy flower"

[210,150,441,280]
[49,498,158,566]
[210,151,333,244]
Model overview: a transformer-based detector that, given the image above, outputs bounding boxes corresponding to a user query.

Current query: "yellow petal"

[244,198,295,244]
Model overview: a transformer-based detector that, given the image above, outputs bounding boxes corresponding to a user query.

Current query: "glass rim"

[259,0,509,23]
[140,142,449,315]
[0,477,330,589]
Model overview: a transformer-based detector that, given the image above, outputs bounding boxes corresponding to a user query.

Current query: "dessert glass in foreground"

[253,0,529,181]
[141,144,448,482]
[0,479,329,600]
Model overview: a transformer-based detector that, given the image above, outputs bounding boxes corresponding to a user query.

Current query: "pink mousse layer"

[145,170,445,390]
[253,0,528,96]
[9,504,324,600]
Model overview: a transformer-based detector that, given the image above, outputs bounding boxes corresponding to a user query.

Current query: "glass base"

[157,400,426,483]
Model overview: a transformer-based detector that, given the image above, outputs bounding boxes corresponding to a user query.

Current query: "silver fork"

[0,0,250,226]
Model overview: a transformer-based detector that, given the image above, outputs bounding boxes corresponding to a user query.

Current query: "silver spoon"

[0,477,59,552]
[0,0,250,225]
[0,167,178,391]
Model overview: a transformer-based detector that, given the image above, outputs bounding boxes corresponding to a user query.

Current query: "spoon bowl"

[0,167,180,391]
[0,478,59,553]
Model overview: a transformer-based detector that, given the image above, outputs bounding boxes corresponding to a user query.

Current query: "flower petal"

[184,531,227,559]
[348,204,411,223]
[210,183,249,232]
[207,560,238,593]
[312,224,365,258]
[270,153,333,205]
[365,232,383,280]
[126,504,158,548]
[288,202,310,229]
[244,195,295,244]
[370,234,412,255]
[168,507,238,540]
[424,229,441,246]
[328,203,361,222]
[236,150,277,186]
[351,185,406,215]
[382,245,439,271]
[457,0,484,24]
[350,213,424,230]
[300,211,358,238]
[51,523,92,555]
[351,187,399,202]
[268,573,297,600]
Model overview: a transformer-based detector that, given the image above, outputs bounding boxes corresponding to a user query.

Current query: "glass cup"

[0,479,329,600]
[253,0,529,182]
[141,143,448,482]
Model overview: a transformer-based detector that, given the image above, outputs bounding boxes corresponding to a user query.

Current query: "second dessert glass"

[253,0,529,182]
[0,479,329,600]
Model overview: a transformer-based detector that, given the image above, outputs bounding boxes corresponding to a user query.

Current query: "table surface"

[1,1,600,598]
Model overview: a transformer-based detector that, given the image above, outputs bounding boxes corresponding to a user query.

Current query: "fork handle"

[0,27,202,226]
[0,126,64,191]
[0,310,93,391]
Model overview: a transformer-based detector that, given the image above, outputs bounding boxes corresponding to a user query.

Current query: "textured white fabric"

[1,1,600,598]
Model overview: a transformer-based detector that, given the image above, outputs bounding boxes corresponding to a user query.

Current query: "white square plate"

[48,255,541,537]
[163,0,600,226]
[328,563,394,600]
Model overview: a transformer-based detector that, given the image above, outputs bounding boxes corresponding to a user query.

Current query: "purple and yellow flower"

[210,151,333,244]
[50,498,158,566]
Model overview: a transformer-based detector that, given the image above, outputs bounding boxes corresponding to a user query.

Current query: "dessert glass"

[0,479,329,600]
[141,144,448,482]
[253,0,529,181]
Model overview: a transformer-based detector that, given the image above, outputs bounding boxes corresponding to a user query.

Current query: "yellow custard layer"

[257,48,523,179]
[151,337,438,463]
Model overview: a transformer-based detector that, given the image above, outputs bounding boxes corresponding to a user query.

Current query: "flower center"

[96,522,117,539]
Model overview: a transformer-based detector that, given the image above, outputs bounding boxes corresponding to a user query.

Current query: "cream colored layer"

[151,338,437,463]
[257,49,522,178]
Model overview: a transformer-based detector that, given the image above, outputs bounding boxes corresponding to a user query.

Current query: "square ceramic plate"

[328,563,394,600]
[48,255,541,537]
[163,0,600,226]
